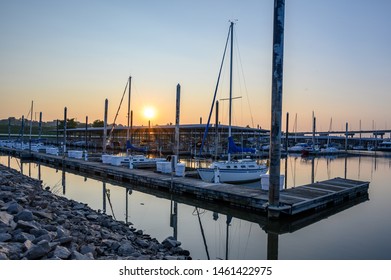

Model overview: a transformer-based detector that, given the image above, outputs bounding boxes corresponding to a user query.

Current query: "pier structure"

[0,147,369,218]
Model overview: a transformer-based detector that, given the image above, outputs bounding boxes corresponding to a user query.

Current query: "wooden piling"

[63,107,67,155]
[269,0,285,218]
[175,84,181,158]
[103,99,108,154]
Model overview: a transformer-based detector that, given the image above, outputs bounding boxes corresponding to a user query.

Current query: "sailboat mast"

[228,21,234,162]
[127,76,132,140]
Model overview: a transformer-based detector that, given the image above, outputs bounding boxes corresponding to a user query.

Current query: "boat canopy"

[227,136,256,154]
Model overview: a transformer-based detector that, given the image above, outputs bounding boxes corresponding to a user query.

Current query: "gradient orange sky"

[1,0,391,132]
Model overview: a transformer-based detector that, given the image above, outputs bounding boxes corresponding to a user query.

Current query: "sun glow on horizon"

[143,106,156,120]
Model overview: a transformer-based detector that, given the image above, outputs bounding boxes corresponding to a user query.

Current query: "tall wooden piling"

[29,101,33,151]
[85,116,88,148]
[8,117,11,141]
[345,122,349,151]
[127,76,132,140]
[21,115,25,145]
[175,84,181,158]
[103,99,108,154]
[285,112,289,151]
[268,0,285,218]
[215,100,219,159]
[312,112,316,147]
[63,107,67,156]
[39,112,42,140]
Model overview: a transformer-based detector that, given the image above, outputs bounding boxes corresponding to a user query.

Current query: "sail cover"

[228,136,256,154]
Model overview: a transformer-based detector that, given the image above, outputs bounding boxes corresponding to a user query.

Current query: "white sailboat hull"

[197,167,267,184]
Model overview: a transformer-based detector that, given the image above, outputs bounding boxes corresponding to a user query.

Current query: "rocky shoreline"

[0,164,191,260]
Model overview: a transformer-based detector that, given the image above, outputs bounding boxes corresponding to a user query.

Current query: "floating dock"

[0,147,369,217]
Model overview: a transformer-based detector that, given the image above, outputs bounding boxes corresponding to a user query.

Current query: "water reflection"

[1,153,389,259]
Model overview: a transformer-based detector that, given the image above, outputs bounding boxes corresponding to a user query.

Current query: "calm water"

[1,153,391,260]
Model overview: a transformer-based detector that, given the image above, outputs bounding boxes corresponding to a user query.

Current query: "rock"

[53,236,74,245]
[118,241,135,256]
[16,209,34,222]
[0,252,8,260]
[0,233,12,242]
[6,202,22,214]
[136,238,150,248]
[70,250,94,260]
[31,210,53,220]
[16,220,39,231]
[13,232,35,242]
[86,214,99,221]
[0,211,14,226]
[24,240,51,260]
[52,246,71,259]
[80,244,96,256]
[32,233,52,244]
[30,228,49,237]
[162,237,181,248]
[56,226,70,238]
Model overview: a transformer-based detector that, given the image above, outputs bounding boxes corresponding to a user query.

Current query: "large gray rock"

[0,233,12,242]
[24,240,51,260]
[13,232,35,242]
[52,246,71,259]
[162,236,181,248]
[70,250,94,260]
[0,211,13,226]
[16,209,34,222]
[118,241,135,256]
[6,202,22,214]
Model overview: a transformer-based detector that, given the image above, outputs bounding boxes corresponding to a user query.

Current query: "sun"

[143,106,156,119]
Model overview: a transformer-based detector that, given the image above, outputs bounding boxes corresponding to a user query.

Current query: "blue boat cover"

[126,140,148,152]
[228,136,256,154]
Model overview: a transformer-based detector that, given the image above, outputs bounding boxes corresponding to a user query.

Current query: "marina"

[1,1,391,266]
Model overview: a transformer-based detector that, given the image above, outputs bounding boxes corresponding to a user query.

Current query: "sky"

[1,0,391,132]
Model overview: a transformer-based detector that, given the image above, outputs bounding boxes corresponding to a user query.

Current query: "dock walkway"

[0,147,369,217]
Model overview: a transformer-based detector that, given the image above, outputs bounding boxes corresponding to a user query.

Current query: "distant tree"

[92,119,104,127]
[58,118,78,129]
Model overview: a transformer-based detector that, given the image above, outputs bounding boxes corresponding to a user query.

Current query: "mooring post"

[284,112,289,188]
[8,117,11,141]
[63,107,67,157]
[85,116,88,149]
[130,110,133,144]
[175,83,181,159]
[312,112,316,148]
[127,76,132,140]
[268,0,285,219]
[345,122,349,151]
[39,112,42,140]
[21,115,25,147]
[56,119,59,146]
[285,112,289,151]
[103,99,108,154]
[29,101,33,152]
[215,100,219,160]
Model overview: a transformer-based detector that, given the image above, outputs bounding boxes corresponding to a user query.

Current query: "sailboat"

[197,21,268,184]
[104,76,166,167]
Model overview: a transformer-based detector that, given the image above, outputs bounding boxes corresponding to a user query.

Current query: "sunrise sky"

[1,0,391,132]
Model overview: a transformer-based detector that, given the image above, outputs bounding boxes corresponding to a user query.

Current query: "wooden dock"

[0,147,369,217]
